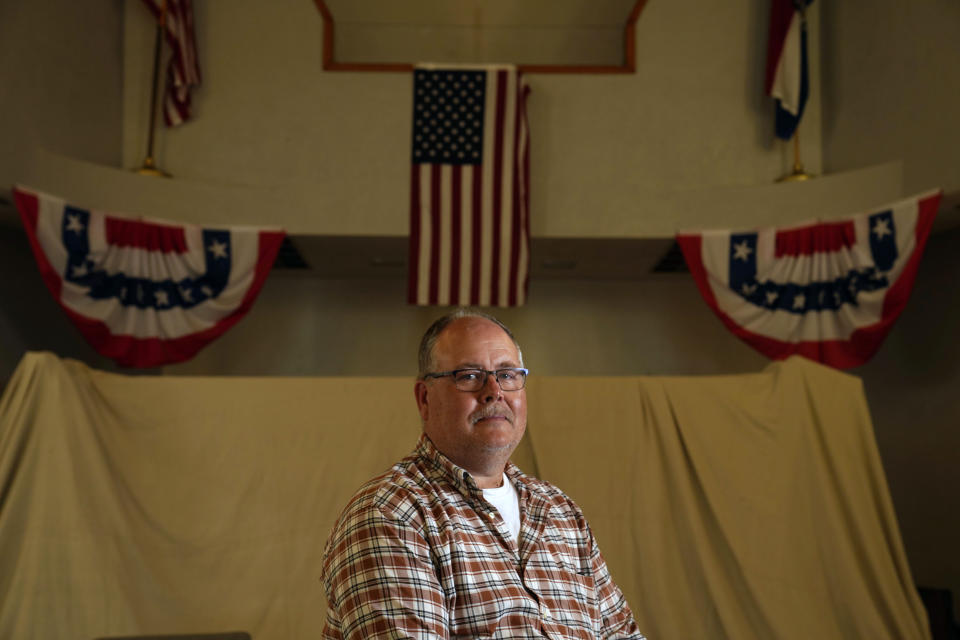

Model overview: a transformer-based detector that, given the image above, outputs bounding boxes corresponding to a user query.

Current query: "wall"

[0,0,122,189]
[0,0,125,383]
[162,271,767,378]
[820,0,960,199]
[858,226,960,609]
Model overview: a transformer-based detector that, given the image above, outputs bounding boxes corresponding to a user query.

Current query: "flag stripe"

[488,71,507,306]
[508,73,524,307]
[437,166,452,306]
[450,167,462,304]
[498,71,517,307]
[429,164,442,306]
[105,218,189,253]
[775,220,855,257]
[519,80,531,305]
[407,164,421,304]
[470,165,483,306]
[417,167,431,305]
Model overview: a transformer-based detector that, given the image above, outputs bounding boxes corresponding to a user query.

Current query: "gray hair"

[417,309,524,378]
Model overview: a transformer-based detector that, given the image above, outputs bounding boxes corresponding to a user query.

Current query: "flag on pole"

[765,0,812,140]
[13,187,284,368]
[142,0,201,126]
[677,190,941,369]
[408,65,531,307]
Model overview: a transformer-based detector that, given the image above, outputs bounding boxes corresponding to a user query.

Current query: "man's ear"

[414,380,430,421]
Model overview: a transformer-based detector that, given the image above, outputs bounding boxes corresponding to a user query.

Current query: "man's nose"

[479,371,503,402]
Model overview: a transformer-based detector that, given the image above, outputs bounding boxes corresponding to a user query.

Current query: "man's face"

[415,318,527,478]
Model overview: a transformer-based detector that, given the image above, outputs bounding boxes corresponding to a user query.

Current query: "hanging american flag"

[142,0,201,126]
[408,65,531,307]
[13,187,284,368]
[677,190,941,369]
[765,0,812,140]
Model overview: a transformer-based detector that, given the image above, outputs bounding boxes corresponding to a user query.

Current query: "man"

[321,309,646,639]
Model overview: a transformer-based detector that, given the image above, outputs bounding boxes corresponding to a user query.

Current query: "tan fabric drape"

[0,352,927,639]
[527,358,929,639]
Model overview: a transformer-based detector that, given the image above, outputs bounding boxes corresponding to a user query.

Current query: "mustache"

[470,404,514,425]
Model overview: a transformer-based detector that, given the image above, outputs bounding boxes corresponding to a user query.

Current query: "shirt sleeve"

[589,524,648,640]
[321,497,449,640]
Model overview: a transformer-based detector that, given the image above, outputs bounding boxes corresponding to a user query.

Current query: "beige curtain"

[527,358,929,639]
[0,352,927,639]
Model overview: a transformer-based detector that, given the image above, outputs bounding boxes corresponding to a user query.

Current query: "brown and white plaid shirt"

[321,434,646,639]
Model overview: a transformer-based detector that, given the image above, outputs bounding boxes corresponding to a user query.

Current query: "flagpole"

[136,0,171,178]
[777,125,811,182]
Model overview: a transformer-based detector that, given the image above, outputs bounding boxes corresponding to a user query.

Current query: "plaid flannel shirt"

[321,434,645,639]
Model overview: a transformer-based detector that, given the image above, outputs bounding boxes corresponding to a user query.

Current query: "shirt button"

[542,607,552,620]
[487,512,496,520]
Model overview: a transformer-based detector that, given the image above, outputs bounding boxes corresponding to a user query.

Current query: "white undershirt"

[481,473,521,543]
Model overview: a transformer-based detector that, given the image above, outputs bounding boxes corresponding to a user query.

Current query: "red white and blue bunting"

[13,186,285,368]
[677,190,941,369]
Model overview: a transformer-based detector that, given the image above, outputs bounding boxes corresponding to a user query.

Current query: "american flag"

[408,65,531,307]
[142,0,201,126]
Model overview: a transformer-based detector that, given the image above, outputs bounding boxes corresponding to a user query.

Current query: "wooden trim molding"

[312,0,649,74]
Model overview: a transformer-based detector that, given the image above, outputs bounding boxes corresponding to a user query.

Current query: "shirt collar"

[415,433,531,499]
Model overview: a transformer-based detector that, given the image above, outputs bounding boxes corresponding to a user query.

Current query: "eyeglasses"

[422,368,529,392]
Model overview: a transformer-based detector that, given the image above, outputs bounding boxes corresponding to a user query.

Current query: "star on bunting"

[732,241,754,261]
[65,214,85,234]
[872,218,892,239]
[207,239,228,259]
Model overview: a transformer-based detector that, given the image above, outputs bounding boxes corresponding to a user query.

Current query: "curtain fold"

[527,358,928,639]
